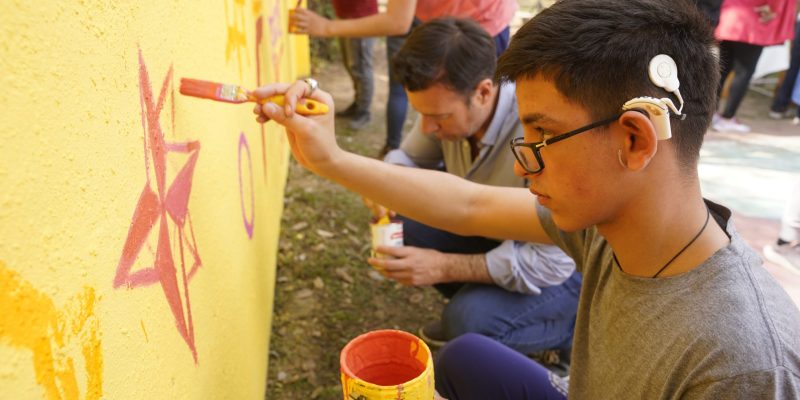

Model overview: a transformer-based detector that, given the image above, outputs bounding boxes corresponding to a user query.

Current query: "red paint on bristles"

[179,78,247,104]
[179,77,330,115]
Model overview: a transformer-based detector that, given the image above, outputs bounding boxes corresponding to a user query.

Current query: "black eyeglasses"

[510,114,621,174]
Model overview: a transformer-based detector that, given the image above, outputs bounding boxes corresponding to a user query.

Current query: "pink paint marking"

[269,1,285,82]
[115,185,161,288]
[267,3,287,166]
[239,132,255,238]
[185,213,202,280]
[165,151,199,227]
[114,48,202,362]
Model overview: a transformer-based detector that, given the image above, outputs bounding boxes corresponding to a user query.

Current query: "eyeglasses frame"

[510,114,622,174]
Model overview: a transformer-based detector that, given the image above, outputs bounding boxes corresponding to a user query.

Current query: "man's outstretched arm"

[252,81,553,245]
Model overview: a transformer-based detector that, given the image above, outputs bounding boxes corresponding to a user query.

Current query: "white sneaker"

[764,242,800,275]
[769,110,786,119]
[711,116,751,133]
[769,109,795,119]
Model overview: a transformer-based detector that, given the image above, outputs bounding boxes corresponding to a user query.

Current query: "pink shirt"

[715,0,797,46]
[332,0,378,19]
[415,0,518,37]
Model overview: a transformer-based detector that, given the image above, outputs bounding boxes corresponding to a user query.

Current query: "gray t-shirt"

[537,200,800,399]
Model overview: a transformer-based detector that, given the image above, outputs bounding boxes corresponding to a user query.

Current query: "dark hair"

[392,17,497,99]
[496,0,719,170]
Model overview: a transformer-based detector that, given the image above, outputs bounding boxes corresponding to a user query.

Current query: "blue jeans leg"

[772,22,800,113]
[442,272,581,353]
[386,33,408,149]
[435,333,569,400]
[493,26,510,57]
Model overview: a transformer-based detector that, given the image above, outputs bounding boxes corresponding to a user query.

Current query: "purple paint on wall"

[239,132,255,238]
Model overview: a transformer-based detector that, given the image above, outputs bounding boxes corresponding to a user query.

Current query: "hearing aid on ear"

[649,54,679,93]
[622,97,673,140]
[648,54,685,114]
[622,55,686,140]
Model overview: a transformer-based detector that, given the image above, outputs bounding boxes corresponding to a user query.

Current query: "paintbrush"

[179,78,328,115]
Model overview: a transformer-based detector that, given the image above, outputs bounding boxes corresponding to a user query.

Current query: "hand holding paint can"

[369,215,403,259]
[340,329,435,399]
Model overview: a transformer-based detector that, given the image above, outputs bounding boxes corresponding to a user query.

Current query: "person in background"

[289,0,517,156]
[331,0,378,130]
[253,0,800,397]
[371,17,579,362]
[712,0,796,133]
[764,180,800,273]
[770,12,800,123]
[694,0,723,27]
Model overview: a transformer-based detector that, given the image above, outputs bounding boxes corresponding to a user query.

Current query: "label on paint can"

[369,218,403,259]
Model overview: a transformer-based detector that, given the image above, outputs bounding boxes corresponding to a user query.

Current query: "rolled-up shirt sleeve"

[485,240,576,294]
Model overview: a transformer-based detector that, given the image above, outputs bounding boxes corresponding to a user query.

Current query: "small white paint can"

[369,219,403,258]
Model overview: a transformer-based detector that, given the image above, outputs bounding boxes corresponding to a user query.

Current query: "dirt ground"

[264,39,443,399]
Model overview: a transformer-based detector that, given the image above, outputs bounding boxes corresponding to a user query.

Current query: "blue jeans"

[385,24,512,149]
[386,33,409,149]
[339,36,375,115]
[435,333,568,400]
[401,215,581,354]
[772,21,800,116]
[494,26,510,57]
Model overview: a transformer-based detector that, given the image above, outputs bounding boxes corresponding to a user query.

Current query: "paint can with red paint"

[369,217,403,259]
[340,329,435,399]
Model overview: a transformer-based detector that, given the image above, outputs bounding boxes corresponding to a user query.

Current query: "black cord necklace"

[614,207,712,278]
[652,207,711,278]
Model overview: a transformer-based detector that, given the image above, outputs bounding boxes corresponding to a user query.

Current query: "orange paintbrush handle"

[255,94,329,116]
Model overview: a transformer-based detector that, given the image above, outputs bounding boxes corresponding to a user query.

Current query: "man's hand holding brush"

[252,81,343,176]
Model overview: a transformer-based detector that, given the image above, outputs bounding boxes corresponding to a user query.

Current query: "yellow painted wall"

[0,1,308,398]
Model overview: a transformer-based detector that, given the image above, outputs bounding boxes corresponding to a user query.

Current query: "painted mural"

[0,262,103,400]
[113,49,203,362]
[0,0,308,398]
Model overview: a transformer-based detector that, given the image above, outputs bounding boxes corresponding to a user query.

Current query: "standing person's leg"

[385,33,409,153]
[792,62,800,121]
[713,40,763,132]
[720,41,764,119]
[348,37,375,130]
[435,333,568,400]
[441,271,582,354]
[771,23,800,116]
[716,40,735,106]
[779,181,800,243]
[337,37,358,117]
[764,180,800,272]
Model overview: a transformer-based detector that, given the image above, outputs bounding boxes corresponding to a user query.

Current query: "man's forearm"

[439,253,494,284]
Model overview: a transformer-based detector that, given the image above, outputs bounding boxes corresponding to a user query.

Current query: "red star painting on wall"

[114,49,202,362]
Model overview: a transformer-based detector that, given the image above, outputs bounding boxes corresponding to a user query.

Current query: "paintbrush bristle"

[178,77,330,115]
[179,78,248,103]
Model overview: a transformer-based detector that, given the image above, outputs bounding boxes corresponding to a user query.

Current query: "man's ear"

[473,78,494,105]
[617,110,658,171]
